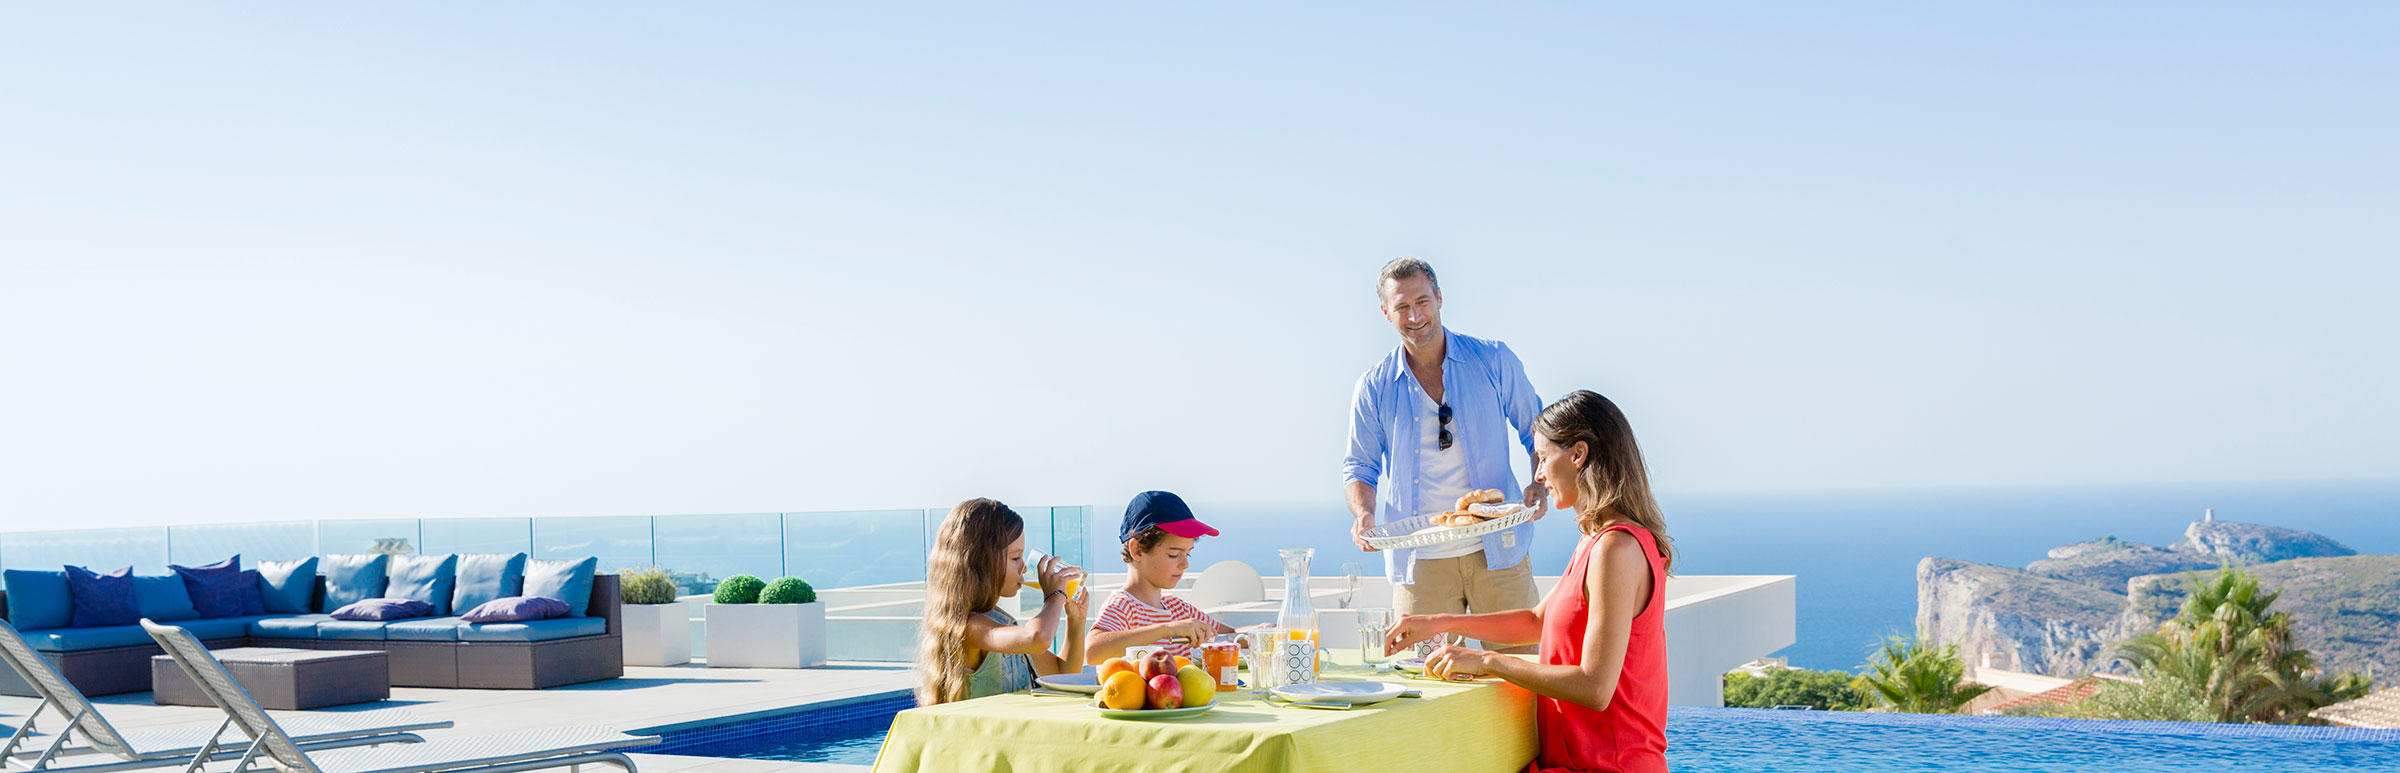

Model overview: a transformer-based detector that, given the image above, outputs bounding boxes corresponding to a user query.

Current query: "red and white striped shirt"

[1090,590,1222,659]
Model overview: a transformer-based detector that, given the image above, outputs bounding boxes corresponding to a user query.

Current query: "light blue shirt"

[1343,328,1543,586]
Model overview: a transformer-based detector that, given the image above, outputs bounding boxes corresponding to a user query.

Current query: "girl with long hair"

[915,498,1088,705]
[1384,390,1672,773]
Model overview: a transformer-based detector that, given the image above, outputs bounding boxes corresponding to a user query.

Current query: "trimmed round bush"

[760,577,816,605]
[713,575,766,604]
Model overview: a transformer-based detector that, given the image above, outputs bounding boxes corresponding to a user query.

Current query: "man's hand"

[1521,481,1550,522]
[1351,520,1381,552]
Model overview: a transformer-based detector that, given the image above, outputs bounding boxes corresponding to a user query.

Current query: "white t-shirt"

[1410,380,1480,561]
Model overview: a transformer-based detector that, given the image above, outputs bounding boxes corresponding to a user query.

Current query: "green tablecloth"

[871,656,1536,773]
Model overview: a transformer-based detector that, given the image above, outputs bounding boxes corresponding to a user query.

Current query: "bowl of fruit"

[1090,649,1218,719]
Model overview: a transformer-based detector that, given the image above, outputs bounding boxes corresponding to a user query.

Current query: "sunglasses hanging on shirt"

[1437,403,1453,451]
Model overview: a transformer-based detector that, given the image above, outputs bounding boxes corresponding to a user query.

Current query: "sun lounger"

[141,620,655,773]
[0,619,449,773]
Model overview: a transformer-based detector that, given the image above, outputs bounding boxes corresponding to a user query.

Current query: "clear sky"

[3,3,2394,530]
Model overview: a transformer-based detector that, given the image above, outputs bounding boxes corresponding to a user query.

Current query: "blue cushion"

[2,569,72,630]
[179,615,276,640]
[450,553,526,616]
[523,557,598,617]
[457,616,607,642]
[131,574,201,622]
[317,555,389,613]
[19,624,153,652]
[315,620,391,641]
[64,565,138,628]
[387,617,467,642]
[250,614,334,639]
[386,554,458,615]
[171,556,250,618]
[255,558,317,614]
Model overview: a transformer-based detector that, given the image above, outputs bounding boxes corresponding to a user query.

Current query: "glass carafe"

[1277,548,1320,672]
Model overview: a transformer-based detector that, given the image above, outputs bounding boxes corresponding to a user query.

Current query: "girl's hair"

[916,498,1024,705]
[1118,525,1169,563]
[1536,390,1674,571]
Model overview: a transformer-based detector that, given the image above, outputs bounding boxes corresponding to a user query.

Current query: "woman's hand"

[1424,642,1493,681]
[1521,482,1550,522]
[1384,614,1446,656]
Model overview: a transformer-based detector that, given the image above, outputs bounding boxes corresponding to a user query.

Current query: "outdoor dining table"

[869,653,1537,772]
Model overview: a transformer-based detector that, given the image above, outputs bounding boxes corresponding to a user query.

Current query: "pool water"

[643,692,912,766]
[1669,707,2400,772]
[657,699,2400,771]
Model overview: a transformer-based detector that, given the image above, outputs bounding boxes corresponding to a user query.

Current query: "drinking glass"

[1022,548,1085,603]
[1339,562,1363,608]
[1356,608,1394,666]
[1243,627,1283,696]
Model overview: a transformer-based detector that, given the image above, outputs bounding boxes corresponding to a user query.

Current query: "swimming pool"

[652,699,2400,771]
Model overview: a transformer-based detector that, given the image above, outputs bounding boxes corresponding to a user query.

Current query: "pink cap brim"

[1157,518,1219,539]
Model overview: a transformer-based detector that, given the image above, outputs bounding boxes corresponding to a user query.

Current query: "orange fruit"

[1174,655,1192,670]
[1098,658,1136,684]
[1099,671,1147,710]
[1174,664,1215,707]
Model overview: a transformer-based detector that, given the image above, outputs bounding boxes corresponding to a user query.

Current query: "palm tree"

[1853,636,1993,714]
[2114,566,2372,724]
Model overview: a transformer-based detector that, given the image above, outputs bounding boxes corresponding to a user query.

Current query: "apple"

[1146,673,1184,710]
[1139,649,1179,681]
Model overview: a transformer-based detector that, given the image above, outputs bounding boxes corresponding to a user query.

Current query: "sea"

[1085,479,2400,672]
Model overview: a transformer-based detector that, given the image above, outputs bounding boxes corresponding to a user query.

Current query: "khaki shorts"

[1394,551,1539,654]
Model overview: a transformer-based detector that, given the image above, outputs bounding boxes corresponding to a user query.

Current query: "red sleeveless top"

[1531,523,1668,773]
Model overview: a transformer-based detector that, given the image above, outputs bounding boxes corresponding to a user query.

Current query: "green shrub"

[761,577,817,604]
[1724,669,1867,711]
[620,568,679,605]
[713,575,766,604]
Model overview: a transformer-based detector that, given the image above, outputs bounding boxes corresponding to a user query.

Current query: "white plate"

[1271,681,1405,705]
[1088,701,1217,720]
[1391,657,1426,672]
[1035,673,1100,694]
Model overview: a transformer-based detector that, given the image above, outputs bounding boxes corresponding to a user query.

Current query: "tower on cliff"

[2203,508,2215,523]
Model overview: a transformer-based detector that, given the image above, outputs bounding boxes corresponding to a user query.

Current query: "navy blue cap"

[1119,491,1219,544]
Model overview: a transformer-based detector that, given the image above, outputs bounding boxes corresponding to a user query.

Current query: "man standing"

[1343,258,1546,645]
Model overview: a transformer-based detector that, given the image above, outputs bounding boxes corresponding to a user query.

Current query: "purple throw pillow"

[63,565,139,628]
[459,595,569,624]
[171,555,250,618]
[329,598,435,621]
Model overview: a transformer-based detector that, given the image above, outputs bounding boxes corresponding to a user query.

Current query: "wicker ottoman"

[152,647,390,710]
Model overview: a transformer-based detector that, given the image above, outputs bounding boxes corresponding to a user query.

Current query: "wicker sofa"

[0,558,621,697]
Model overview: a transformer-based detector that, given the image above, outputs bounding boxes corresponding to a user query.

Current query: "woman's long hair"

[915,498,1024,705]
[1536,390,1674,571]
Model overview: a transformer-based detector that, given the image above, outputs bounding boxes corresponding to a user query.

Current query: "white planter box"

[704,602,828,668]
[622,603,691,666]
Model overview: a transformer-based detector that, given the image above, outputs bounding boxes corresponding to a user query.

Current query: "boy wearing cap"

[1084,490,1233,663]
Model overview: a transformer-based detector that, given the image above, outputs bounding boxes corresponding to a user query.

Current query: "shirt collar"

[1388,327,1461,382]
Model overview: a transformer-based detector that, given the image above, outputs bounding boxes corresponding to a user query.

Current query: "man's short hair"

[1377,257,1440,303]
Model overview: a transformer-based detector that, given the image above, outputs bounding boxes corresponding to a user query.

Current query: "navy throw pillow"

[63,565,139,628]
[459,595,570,624]
[236,569,267,615]
[329,598,435,622]
[171,555,250,618]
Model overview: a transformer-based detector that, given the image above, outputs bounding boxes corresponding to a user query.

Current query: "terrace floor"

[0,662,915,773]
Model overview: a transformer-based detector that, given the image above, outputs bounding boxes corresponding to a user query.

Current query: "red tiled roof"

[2311,687,2400,729]
[1984,676,2106,714]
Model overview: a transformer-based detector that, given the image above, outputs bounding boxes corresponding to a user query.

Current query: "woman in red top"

[1386,390,1672,773]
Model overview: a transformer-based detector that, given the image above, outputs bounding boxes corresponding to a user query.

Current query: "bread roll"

[1454,489,1504,511]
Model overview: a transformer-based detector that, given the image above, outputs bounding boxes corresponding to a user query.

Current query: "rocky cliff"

[1916,519,2377,677]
